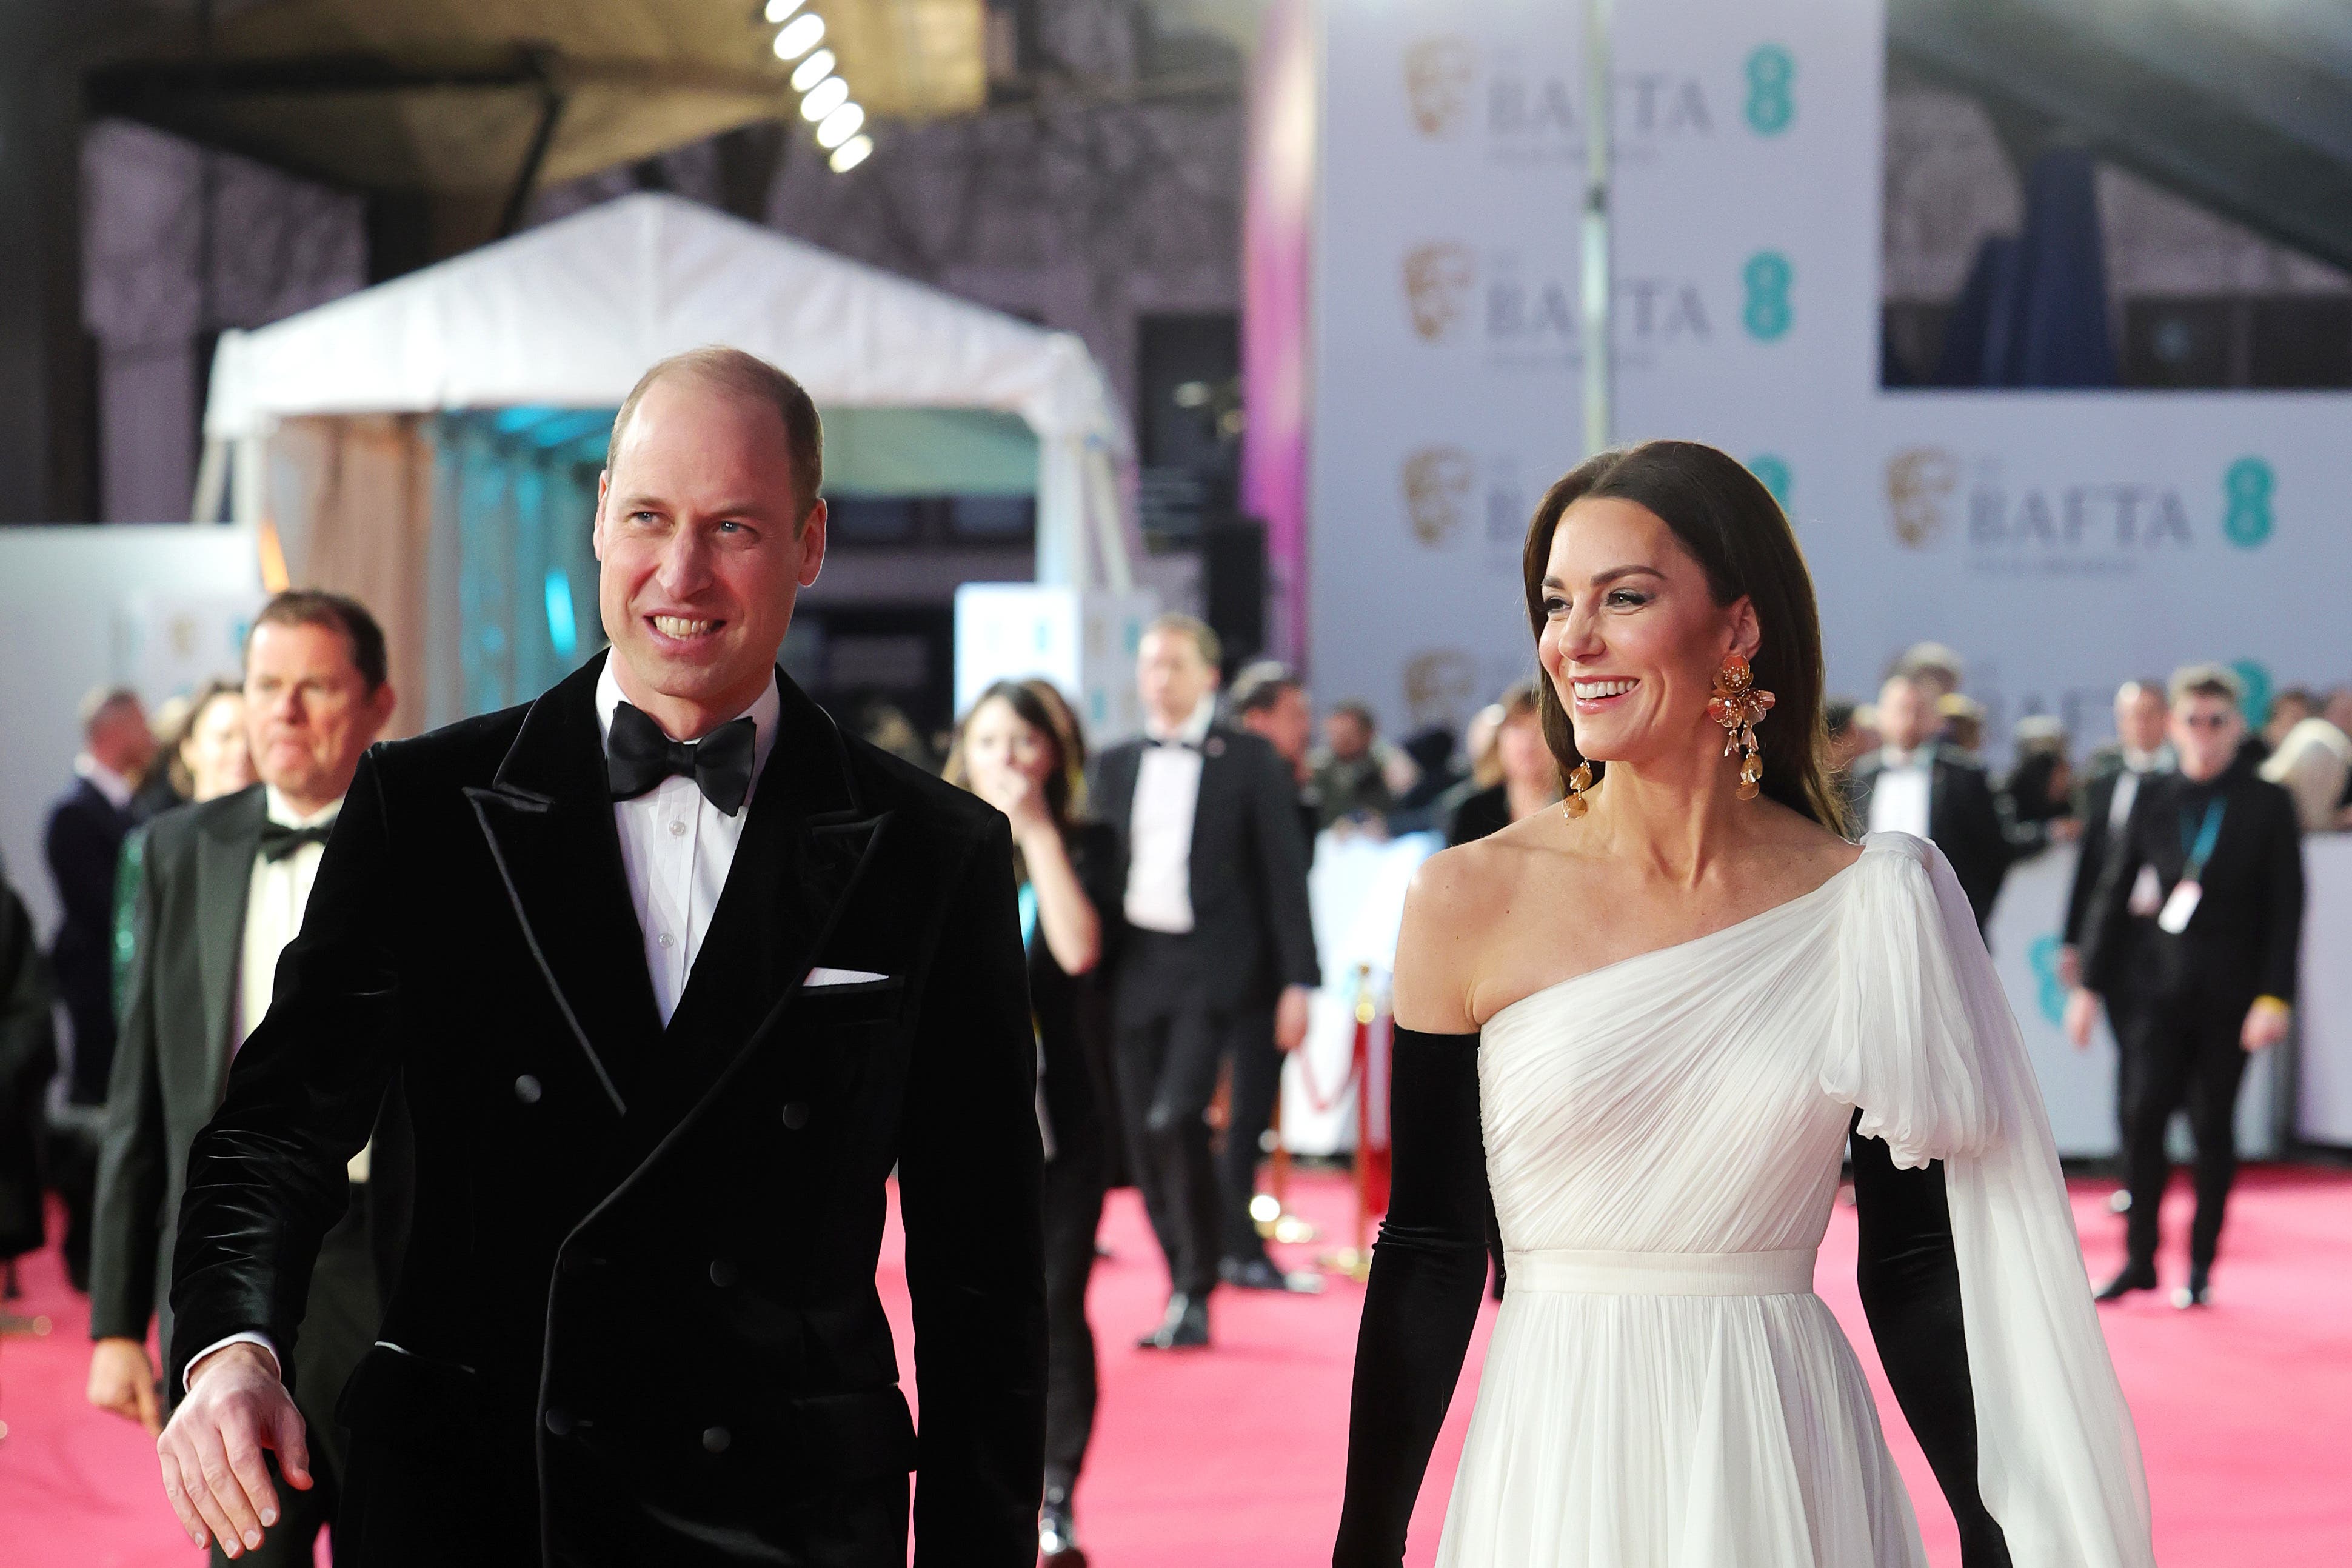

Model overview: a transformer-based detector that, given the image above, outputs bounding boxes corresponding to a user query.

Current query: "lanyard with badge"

[2151,798,2225,935]
[1018,882,1057,1159]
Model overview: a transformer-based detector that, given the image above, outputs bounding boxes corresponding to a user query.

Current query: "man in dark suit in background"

[152,349,1044,1567]
[1092,617,1320,1348]
[46,689,153,1103]
[1845,672,2013,930]
[43,686,156,1288]
[88,592,404,1567]
[2072,665,2303,1309]
[2059,678,2174,1194]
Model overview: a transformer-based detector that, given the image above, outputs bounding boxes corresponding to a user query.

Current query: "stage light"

[543,570,578,658]
[772,12,824,60]
[763,0,805,20]
[815,102,865,149]
[790,47,835,92]
[828,135,874,173]
[801,75,850,120]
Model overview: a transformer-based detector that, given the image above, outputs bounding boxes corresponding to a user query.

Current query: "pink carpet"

[4,1169,2348,1566]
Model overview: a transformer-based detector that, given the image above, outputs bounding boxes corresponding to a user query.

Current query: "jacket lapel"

[466,655,660,1118]
[648,675,889,1133]
[195,789,264,1104]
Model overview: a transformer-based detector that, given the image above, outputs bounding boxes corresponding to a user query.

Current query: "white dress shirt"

[73,752,135,812]
[1124,695,1215,935]
[1867,746,1935,839]
[2107,746,2170,832]
[596,657,780,1026]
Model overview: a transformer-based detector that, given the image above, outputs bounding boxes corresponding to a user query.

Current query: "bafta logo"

[1404,649,1480,730]
[1403,243,1477,341]
[1405,37,1477,137]
[1886,448,1957,549]
[1402,447,1474,545]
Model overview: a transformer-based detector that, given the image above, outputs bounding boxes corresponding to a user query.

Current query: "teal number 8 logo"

[2222,457,2273,547]
[1743,252,1792,341]
[1745,45,1795,135]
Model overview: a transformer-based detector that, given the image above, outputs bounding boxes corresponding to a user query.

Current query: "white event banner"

[1304,0,2352,757]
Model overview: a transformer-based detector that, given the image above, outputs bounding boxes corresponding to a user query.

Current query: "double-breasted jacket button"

[514,1074,543,1104]
[701,1426,732,1454]
[544,1407,574,1436]
[709,1258,738,1289]
[781,1101,811,1130]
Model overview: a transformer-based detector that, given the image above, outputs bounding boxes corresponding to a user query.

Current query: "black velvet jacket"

[167,655,1046,1568]
[1334,1029,2012,1567]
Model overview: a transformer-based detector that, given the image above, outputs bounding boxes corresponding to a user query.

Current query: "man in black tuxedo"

[1091,616,1319,1347]
[45,687,154,1104]
[154,349,1044,1567]
[88,592,404,1567]
[2072,666,2303,1309]
[1844,673,2014,930]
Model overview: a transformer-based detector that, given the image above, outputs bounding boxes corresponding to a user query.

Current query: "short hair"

[607,346,824,519]
[1329,699,1377,732]
[1891,641,1965,693]
[2118,678,2167,704]
[1228,660,1301,716]
[79,686,144,738]
[1141,612,1220,671]
[2013,714,2070,756]
[249,590,389,693]
[2169,662,2244,710]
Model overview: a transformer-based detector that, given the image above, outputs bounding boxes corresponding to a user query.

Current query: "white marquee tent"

[193,188,1129,738]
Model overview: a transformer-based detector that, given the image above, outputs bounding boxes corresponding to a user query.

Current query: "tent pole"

[190,436,229,523]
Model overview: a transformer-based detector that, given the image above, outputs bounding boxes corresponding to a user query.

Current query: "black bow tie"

[1148,734,1200,752]
[607,703,757,816]
[258,820,334,861]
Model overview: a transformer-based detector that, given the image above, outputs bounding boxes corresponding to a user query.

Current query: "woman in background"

[113,679,255,1015]
[947,679,1118,1568]
[1443,683,1560,847]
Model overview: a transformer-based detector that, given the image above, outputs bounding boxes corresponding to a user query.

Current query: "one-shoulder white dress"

[1434,832,2155,1568]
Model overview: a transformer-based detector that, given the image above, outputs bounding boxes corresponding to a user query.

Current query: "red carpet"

[4,1169,2348,1566]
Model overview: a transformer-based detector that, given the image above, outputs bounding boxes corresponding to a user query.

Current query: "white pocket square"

[805,967,890,987]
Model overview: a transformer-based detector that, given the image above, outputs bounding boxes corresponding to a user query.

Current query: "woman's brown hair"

[1520,441,1849,833]
[944,679,1087,834]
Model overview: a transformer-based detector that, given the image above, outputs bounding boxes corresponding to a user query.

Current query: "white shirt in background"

[595,656,780,1026]
[1868,748,1935,839]
[1123,695,1215,935]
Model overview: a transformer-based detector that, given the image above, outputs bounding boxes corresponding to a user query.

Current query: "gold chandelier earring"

[1560,758,1595,820]
[1708,653,1776,800]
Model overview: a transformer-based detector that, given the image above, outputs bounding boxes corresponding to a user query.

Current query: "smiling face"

[1535,496,1756,769]
[594,373,827,739]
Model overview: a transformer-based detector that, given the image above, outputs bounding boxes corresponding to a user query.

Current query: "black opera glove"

[1849,1119,2015,1568]
[1332,1027,1489,1568]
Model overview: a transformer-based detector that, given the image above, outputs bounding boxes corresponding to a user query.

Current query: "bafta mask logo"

[1405,37,1478,138]
[1886,447,1957,549]
[1402,447,1474,545]
[1403,243,1477,341]
[1404,649,1480,731]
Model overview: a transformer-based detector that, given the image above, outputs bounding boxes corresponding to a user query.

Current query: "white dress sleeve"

[1825,832,2156,1568]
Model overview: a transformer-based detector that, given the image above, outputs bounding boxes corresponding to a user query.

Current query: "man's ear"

[591,470,610,561]
[365,681,399,741]
[795,498,827,589]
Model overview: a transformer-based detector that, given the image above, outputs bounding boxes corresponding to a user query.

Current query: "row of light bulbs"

[764,0,874,172]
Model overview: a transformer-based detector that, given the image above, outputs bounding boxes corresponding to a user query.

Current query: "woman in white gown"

[1333,442,2154,1568]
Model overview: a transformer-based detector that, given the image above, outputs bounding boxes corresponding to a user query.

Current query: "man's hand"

[2063,988,2100,1050]
[1275,984,1312,1052]
[88,1336,163,1435]
[2242,997,2291,1053]
[157,1342,310,1559]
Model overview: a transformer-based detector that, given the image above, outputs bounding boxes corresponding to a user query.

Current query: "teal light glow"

[545,569,578,659]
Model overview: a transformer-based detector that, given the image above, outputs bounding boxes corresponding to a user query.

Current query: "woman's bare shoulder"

[1394,822,1566,1032]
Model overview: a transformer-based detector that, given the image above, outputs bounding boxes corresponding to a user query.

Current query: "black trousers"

[1040,1138,1104,1495]
[1215,1018,1281,1266]
[1113,931,1251,1299]
[232,1187,378,1568]
[2120,990,2253,1275]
